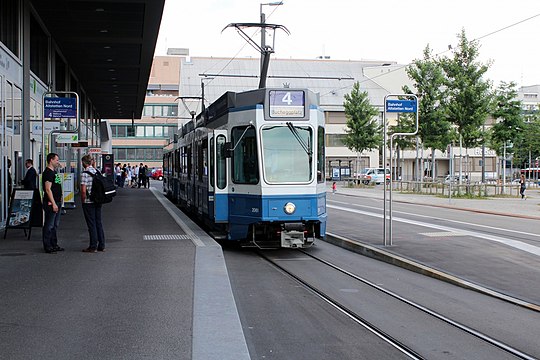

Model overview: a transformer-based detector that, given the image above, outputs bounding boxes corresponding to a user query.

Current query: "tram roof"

[32,0,165,119]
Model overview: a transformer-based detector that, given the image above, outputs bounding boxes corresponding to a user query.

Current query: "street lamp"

[260,2,284,70]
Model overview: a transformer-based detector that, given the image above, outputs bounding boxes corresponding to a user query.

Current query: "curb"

[324,232,540,313]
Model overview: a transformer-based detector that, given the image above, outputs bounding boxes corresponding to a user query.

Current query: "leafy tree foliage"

[440,29,492,149]
[489,82,524,156]
[513,115,540,167]
[342,82,382,154]
[406,46,454,151]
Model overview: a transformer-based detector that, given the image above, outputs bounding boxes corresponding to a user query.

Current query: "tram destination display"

[268,90,305,118]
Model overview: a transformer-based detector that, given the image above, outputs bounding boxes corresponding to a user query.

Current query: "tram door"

[0,75,10,226]
[213,130,228,223]
[207,135,214,220]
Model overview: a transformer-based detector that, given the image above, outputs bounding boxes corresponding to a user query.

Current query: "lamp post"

[260,2,284,71]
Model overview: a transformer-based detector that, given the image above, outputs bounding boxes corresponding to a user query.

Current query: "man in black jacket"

[22,159,38,190]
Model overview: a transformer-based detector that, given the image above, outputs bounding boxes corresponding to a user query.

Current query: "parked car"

[444,175,466,184]
[358,168,390,185]
[151,168,163,181]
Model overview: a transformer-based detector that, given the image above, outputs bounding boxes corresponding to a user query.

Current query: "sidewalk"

[0,184,249,360]
[331,183,540,220]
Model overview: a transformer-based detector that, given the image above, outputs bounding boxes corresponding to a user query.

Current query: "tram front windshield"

[262,125,313,183]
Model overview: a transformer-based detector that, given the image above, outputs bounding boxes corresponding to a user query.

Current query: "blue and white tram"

[163,88,326,248]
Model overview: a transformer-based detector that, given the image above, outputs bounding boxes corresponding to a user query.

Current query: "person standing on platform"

[80,154,105,253]
[138,163,146,188]
[145,165,150,188]
[7,158,13,205]
[22,159,38,190]
[519,174,527,200]
[42,153,64,254]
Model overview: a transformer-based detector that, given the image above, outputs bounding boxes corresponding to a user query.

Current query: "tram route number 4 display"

[3,189,42,240]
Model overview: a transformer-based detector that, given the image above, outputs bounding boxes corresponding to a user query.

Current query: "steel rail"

[257,251,425,360]
[299,249,536,360]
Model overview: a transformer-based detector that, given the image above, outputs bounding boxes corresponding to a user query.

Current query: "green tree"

[405,45,453,179]
[342,82,382,154]
[406,45,454,152]
[440,29,492,149]
[513,115,540,167]
[489,82,524,157]
[389,111,417,181]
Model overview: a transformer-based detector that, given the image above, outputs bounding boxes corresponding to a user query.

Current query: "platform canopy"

[32,0,165,119]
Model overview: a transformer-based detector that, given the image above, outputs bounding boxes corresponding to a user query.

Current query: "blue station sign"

[386,99,417,113]
[44,97,77,119]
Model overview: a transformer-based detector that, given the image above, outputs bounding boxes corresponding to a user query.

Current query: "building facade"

[0,0,163,228]
[109,56,180,168]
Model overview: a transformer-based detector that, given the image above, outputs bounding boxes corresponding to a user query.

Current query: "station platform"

[0,184,250,360]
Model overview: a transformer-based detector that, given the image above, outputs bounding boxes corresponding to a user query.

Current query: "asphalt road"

[326,193,540,304]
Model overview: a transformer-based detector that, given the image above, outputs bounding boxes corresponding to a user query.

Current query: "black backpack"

[83,170,116,204]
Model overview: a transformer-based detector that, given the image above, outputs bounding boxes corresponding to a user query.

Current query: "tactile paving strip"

[143,234,192,241]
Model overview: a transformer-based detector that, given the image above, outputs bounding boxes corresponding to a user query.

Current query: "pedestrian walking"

[42,153,64,254]
[519,174,527,199]
[81,154,106,253]
[332,181,337,194]
[22,158,38,190]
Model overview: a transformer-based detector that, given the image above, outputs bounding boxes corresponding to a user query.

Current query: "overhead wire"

[320,12,540,97]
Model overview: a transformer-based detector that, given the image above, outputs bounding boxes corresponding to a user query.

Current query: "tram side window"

[231,126,259,184]
[317,126,325,183]
[216,135,227,190]
[187,145,192,177]
[210,137,214,188]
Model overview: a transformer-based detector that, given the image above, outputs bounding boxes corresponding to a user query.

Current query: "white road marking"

[327,199,540,239]
[328,204,540,257]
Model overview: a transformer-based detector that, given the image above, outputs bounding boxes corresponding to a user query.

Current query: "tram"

[163,88,326,248]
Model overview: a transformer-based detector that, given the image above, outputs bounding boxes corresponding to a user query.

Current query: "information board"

[44,97,77,119]
[385,100,417,113]
[3,189,41,239]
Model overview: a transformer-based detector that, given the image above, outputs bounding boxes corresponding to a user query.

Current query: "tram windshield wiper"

[286,122,312,159]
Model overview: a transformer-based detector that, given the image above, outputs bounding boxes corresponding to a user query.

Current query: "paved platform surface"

[0,184,249,360]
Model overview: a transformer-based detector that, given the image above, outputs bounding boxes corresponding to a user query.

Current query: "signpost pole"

[384,95,419,246]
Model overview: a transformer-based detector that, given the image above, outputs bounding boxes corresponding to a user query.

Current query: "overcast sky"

[155,0,540,87]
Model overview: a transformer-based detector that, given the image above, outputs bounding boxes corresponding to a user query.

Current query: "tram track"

[256,251,425,360]
[257,249,537,360]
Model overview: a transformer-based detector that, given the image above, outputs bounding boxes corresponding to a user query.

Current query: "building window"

[143,105,153,117]
[136,126,145,137]
[112,147,163,161]
[30,15,48,83]
[326,134,347,147]
[154,126,163,137]
[145,126,154,137]
[0,0,20,57]
[116,125,126,137]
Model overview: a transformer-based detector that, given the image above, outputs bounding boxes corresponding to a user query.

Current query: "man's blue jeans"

[82,203,105,250]
[42,205,61,251]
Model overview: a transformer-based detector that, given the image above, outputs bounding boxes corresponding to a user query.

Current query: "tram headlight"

[284,202,296,214]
